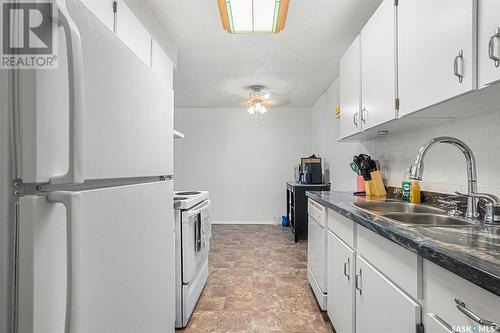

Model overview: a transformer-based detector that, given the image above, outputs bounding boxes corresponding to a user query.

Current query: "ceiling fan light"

[255,102,268,114]
[247,86,269,116]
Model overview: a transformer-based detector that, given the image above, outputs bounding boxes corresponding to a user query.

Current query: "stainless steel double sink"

[353,201,475,227]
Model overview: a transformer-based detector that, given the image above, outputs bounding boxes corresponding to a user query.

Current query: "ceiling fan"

[246,85,271,115]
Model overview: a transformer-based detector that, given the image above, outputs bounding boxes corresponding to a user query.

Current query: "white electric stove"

[174,191,211,328]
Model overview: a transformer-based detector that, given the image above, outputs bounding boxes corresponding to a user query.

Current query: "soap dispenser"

[410,181,421,204]
[402,170,411,202]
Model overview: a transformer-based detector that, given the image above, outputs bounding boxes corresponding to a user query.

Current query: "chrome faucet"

[409,137,479,219]
[409,136,500,224]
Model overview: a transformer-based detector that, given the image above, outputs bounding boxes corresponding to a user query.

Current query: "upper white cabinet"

[360,0,396,130]
[398,0,476,117]
[340,36,362,139]
[116,0,152,66]
[355,256,422,333]
[478,0,500,87]
[151,39,174,89]
[80,0,114,31]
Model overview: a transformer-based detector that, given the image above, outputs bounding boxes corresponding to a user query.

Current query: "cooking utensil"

[350,162,360,175]
[359,159,372,181]
[353,156,361,168]
[366,156,378,172]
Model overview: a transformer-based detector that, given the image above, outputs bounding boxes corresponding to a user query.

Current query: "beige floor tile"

[224,297,252,312]
[218,311,251,332]
[250,310,282,331]
[177,225,334,333]
[183,311,221,332]
[227,285,254,299]
[195,296,226,312]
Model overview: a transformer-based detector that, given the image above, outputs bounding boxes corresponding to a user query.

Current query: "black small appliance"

[302,162,322,184]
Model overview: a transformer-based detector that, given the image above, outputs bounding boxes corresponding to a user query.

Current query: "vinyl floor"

[176,224,335,333]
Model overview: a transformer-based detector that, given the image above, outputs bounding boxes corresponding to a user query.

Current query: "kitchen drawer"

[357,225,422,299]
[423,260,500,333]
[328,209,355,248]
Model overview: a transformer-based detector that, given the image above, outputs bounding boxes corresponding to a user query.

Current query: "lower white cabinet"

[355,256,421,333]
[323,202,500,333]
[357,225,421,299]
[327,231,355,333]
[423,260,500,333]
[328,209,355,249]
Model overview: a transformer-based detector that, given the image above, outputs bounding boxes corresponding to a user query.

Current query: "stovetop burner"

[174,197,188,201]
[176,191,201,196]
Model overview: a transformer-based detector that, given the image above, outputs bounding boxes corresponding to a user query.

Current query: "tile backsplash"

[364,107,500,198]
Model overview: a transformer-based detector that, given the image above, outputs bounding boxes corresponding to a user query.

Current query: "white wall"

[365,107,500,197]
[311,78,366,191]
[174,107,312,224]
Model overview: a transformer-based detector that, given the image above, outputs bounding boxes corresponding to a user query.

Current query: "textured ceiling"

[144,0,382,108]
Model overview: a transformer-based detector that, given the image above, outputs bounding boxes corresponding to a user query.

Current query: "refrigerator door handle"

[50,0,85,185]
[47,191,82,333]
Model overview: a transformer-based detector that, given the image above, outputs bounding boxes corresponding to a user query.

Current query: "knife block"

[365,171,386,197]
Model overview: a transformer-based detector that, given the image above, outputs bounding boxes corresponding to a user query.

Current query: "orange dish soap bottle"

[410,181,421,204]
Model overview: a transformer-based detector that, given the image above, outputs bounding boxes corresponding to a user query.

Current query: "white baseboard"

[211,221,275,225]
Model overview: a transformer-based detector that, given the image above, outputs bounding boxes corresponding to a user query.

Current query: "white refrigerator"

[0,0,175,332]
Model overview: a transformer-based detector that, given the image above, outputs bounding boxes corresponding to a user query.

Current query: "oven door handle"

[194,214,200,252]
[194,215,198,252]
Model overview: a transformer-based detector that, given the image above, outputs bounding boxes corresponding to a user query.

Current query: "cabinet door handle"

[361,107,367,124]
[488,28,500,68]
[454,49,464,83]
[353,113,359,127]
[455,299,500,332]
[343,257,350,280]
[355,269,362,294]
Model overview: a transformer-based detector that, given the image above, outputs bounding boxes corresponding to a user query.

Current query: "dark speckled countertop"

[306,191,500,297]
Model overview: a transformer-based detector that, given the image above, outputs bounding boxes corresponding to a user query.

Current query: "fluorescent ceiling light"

[218,0,289,34]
